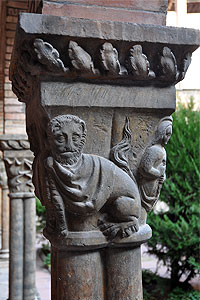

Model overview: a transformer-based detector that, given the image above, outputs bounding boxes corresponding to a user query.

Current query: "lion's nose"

[65,138,73,151]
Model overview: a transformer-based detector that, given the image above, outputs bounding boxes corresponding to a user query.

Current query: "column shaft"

[1,187,9,253]
[23,197,36,300]
[53,249,105,300]
[51,246,57,300]
[106,247,143,300]
[0,187,2,234]
[9,198,24,300]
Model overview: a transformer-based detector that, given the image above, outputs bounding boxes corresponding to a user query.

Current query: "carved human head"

[154,116,173,146]
[47,115,87,165]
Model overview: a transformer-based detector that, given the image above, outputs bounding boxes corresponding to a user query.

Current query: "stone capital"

[9,13,200,250]
[0,135,34,198]
[9,12,200,300]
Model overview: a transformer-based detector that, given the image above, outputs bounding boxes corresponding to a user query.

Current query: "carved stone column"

[0,135,36,300]
[10,13,200,300]
[0,158,9,258]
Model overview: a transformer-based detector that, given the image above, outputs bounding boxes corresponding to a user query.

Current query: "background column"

[0,135,36,300]
[0,158,9,258]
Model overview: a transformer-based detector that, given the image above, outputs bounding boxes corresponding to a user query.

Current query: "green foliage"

[147,99,200,288]
[36,197,46,216]
[168,288,200,300]
[36,198,51,268]
[36,197,46,232]
[44,253,51,269]
[143,270,170,299]
[143,270,200,300]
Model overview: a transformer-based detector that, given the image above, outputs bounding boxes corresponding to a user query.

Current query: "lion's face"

[49,120,85,165]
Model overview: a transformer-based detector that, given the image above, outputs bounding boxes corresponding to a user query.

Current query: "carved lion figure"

[41,114,141,240]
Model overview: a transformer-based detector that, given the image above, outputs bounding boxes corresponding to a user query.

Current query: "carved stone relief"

[178,52,192,82]
[99,42,126,75]
[34,39,68,73]
[0,139,34,196]
[0,139,30,151]
[156,47,178,82]
[11,37,192,103]
[110,117,135,181]
[34,115,140,241]
[32,113,172,247]
[4,158,34,195]
[11,51,33,103]
[111,111,163,179]
[69,41,98,75]
[138,116,173,212]
[125,45,155,79]
[30,39,191,82]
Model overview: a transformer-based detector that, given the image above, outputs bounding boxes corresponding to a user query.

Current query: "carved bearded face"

[48,115,86,165]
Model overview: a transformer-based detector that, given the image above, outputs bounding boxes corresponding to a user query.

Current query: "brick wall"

[29,0,168,25]
[0,1,6,135]
[2,0,28,135]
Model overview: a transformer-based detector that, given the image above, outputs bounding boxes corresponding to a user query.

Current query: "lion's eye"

[57,135,65,143]
[72,134,80,142]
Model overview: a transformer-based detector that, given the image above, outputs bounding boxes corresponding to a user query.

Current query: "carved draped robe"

[139,145,166,212]
[34,153,140,218]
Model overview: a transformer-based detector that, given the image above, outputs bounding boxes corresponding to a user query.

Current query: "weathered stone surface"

[41,82,176,110]
[9,14,200,104]
[16,13,200,45]
[106,247,142,300]
[54,248,104,300]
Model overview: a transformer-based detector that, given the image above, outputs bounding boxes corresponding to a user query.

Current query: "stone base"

[44,229,107,251]
[44,224,152,250]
